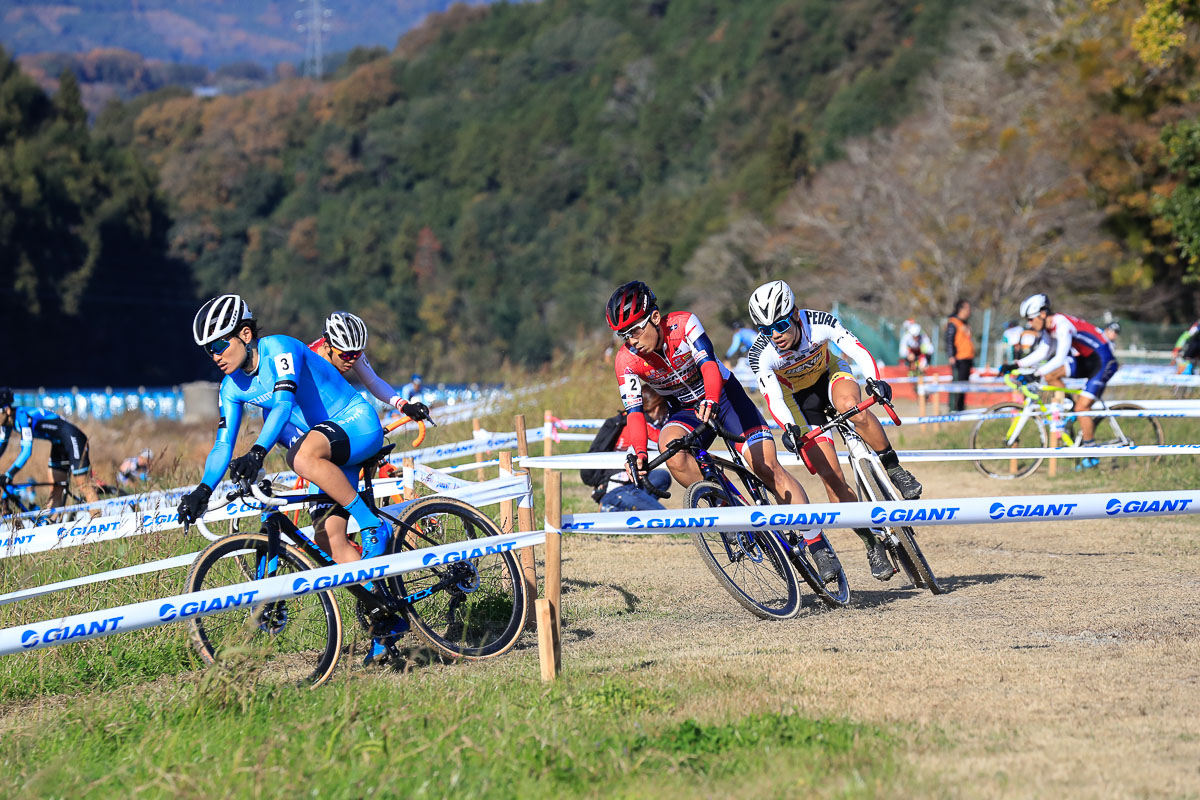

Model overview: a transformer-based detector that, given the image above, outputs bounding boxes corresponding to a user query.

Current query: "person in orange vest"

[944,299,975,412]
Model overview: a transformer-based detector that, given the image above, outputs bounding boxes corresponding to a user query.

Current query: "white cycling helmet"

[324,311,368,351]
[906,322,922,337]
[1019,293,1049,319]
[193,294,253,346]
[748,280,796,327]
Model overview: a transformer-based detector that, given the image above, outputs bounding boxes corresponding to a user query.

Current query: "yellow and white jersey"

[748,309,880,427]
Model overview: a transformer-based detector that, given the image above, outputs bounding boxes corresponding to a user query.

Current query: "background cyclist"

[606,281,843,582]
[898,320,933,377]
[746,280,920,582]
[306,310,431,562]
[0,387,101,512]
[1005,294,1119,468]
[117,448,154,486]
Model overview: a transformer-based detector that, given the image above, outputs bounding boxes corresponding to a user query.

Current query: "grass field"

[1,362,1198,798]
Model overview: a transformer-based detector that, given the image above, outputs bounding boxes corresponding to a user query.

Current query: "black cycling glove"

[178,483,213,525]
[999,363,1018,375]
[229,444,268,482]
[865,377,892,403]
[401,401,432,422]
[781,424,805,455]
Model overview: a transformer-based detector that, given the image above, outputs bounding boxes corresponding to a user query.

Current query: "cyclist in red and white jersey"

[606,281,842,581]
[1004,294,1119,465]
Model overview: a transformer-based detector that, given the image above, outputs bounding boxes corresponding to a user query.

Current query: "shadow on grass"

[561,576,640,614]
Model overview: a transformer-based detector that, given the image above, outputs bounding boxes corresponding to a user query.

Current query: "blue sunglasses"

[756,317,793,336]
[205,337,235,355]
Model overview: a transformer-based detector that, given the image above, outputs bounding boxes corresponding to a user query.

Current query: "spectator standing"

[723,320,758,368]
[944,299,975,412]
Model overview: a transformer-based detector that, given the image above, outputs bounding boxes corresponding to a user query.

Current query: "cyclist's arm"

[615,368,649,457]
[748,341,797,428]
[200,391,244,488]
[255,341,301,450]
[5,414,35,476]
[1015,335,1050,370]
[682,315,724,404]
[817,320,880,381]
[724,336,741,360]
[353,353,403,408]
[1032,322,1073,376]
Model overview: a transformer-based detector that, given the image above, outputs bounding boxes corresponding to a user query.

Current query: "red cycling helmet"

[606,281,657,332]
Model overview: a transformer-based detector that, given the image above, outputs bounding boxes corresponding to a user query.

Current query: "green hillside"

[107,0,973,376]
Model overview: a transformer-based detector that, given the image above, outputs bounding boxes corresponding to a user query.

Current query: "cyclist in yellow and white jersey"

[746,280,922,581]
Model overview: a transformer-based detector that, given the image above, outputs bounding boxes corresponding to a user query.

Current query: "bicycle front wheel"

[685,480,802,620]
[970,402,1046,479]
[388,496,527,660]
[184,532,343,688]
[858,474,944,594]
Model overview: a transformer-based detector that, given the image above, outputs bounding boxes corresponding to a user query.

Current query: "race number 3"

[274,353,295,375]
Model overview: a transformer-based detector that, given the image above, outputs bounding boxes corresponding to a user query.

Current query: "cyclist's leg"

[789,380,856,503]
[828,364,921,497]
[63,426,100,507]
[718,379,812,512]
[287,408,384,541]
[1075,352,1117,443]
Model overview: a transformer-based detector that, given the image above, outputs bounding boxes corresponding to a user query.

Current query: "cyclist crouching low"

[746,280,922,582]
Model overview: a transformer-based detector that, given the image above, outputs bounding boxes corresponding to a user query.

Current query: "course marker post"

[918,375,927,432]
[402,457,416,501]
[473,418,486,482]
[931,390,941,432]
[513,414,538,625]
[545,469,562,672]
[499,451,515,533]
[544,409,554,458]
[536,599,556,681]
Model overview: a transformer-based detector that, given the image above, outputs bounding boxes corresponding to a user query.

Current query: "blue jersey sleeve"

[8,411,35,475]
[200,385,244,488]
[255,338,301,451]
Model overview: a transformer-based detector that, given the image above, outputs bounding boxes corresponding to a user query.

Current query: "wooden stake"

[536,599,557,681]
[512,415,538,626]
[402,457,416,501]
[473,418,485,482]
[545,469,562,671]
[499,451,515,534]
[930,391,941,433]
[917,376,927,432]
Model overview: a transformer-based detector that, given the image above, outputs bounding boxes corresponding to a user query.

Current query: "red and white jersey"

[1016,313,1110,376]
[613,311,729,413]
[308,336,402,408]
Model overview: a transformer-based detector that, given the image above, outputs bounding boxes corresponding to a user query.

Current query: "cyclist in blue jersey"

[176,295,401,662]
[0,387,101,510]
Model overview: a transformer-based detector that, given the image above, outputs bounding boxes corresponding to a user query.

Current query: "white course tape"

[1,472,532,606]
[560,490,1200,534]
[0,471,530,561]
[518,443,1200,471]
[0,528,546,656]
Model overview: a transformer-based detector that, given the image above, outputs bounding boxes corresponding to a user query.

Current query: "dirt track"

[555,461,1200,798]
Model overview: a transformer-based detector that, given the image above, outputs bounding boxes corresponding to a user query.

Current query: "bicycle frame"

[999,374,1130,448]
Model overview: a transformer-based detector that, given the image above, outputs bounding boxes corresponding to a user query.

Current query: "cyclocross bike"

[0,480,118,529]
[969,372,1163,479]
[794,394,944,595]
[182,426,527,687]
[630,419,851,620]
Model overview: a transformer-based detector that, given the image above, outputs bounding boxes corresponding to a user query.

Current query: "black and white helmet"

[1019,293,1049,319]
[193,294,253,346]
[324,311,368,351]
[748,280,796,327]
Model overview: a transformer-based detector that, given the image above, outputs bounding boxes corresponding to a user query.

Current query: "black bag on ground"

[580,411,628,490]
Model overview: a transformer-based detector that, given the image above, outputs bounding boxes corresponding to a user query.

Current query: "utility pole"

[295,0,332,78]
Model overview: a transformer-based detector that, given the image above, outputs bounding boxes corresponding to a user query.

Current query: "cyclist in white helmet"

[305,310,430,563]
[747,280,922,582]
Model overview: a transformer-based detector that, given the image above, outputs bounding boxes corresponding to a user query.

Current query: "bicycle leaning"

[630,418,851,620]
[182,438,528,687]
[793,394,944,595]
[969,372,1164,480]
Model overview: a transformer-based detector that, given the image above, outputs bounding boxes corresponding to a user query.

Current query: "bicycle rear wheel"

[1097,403,1164,463]
[184,532,343,688]
[685,480,801,620]
[970,402,1046,479]
[388,496,527,660]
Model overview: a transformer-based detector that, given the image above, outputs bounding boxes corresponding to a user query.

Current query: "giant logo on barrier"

[750,510,842,527]
[159,590,261,622]
[988,502,1078,520]
[625,515,719,530]
[1104,497,1194,516]
[21,615,125,648]
[293,565,388,594]
[870,506,961,525]
[422,542,517,566]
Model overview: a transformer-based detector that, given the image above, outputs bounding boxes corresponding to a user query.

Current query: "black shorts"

[1184,334,1200,361]
[45,422,91,475]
